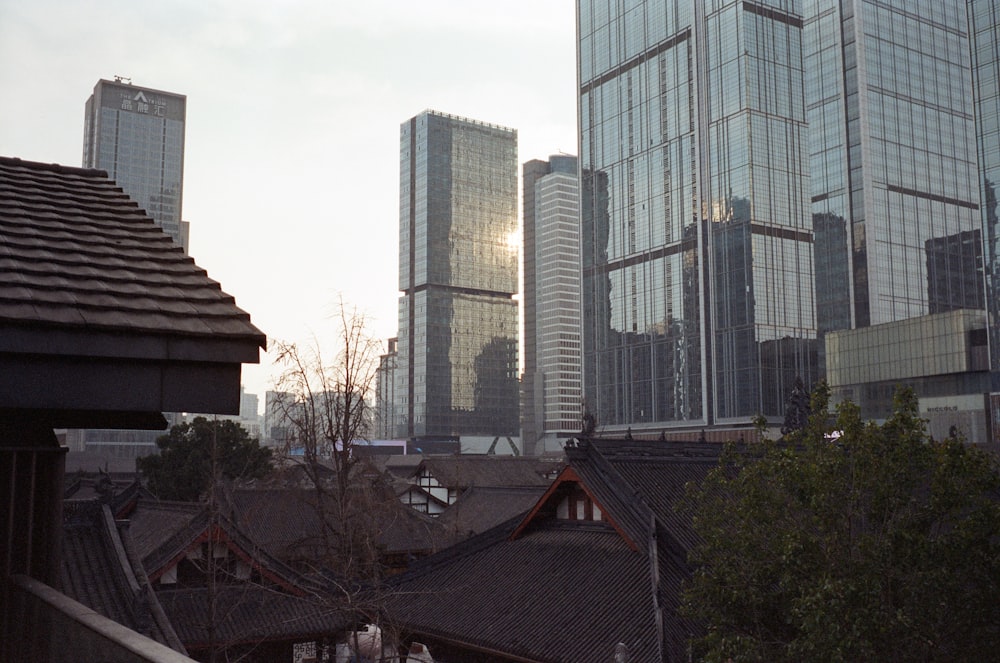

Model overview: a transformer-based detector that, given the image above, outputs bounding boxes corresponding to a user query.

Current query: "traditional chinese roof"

[60,500,186,653]
[156,585,353,651]
[413,455,564,489]
[126,498,313,593]
[381,438,719,663]
[0,156,265,426]
[221,486,447,568]
[435,485,547,540]
[120,494,357,652]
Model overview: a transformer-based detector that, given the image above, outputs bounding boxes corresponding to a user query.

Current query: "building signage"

[100,82,185,121]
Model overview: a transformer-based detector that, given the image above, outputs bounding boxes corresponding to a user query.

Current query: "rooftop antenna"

[114,75,132,84]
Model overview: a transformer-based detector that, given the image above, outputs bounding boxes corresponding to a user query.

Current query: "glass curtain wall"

[579,0,817,429]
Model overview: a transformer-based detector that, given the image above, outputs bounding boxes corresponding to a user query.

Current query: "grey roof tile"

[0,156,265,348]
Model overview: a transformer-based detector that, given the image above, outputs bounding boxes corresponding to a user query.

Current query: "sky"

[0,0,578,408]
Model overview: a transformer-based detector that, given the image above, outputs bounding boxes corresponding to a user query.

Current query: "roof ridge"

[0,155,108,179]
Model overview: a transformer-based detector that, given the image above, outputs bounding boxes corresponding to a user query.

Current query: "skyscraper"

[970,0,1000,373]
[805,1,982,334]
[521,155,582,454]
[578,2,817,433]
[396,111,520,444]
[83,78,188,249]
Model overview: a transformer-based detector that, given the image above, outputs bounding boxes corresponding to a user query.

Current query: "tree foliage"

[682,383,1000,662]
[137,417,273,501]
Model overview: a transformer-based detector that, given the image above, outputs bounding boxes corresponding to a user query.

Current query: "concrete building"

[395,111,520,450]
[521,155,582,454]
[83,77,189,250]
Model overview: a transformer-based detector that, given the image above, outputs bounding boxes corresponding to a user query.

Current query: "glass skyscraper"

[396,111,520,441]
[805,1,982,334]
[522,155,582,454]
[970,0,1000,373]
[578,1,817,431]
[83,78,187,249]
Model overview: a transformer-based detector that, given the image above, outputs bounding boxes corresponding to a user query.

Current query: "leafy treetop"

[682,383,1000,662]
[137,417,273,501]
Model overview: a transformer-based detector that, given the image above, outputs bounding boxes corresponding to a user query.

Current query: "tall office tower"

[970,1,1000,370]
[805,1,982,335]
[83,78,188,250]
[521,155,582,454]
[578,2,817,432]
[396,111,520,444]
[375,337,398,440]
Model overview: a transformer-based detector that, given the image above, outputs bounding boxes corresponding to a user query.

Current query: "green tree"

[682,384,1000,662]
[138,417,273,501]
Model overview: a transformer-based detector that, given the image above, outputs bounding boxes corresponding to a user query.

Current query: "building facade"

[376,337,399,440]
[802,0,1000,441]
[83,78,188,250]
[521,155,583,454]
[805,0,982,335]
[970,0,1000,372]
[395,111,520,442]
[578,1,818,433]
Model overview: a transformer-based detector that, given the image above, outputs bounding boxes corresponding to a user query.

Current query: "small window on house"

[556,485,601,522]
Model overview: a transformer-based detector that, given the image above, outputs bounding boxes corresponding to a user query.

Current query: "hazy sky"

[0,0,578,405]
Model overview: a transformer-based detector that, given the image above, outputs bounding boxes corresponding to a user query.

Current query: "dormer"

[509,466,638,551]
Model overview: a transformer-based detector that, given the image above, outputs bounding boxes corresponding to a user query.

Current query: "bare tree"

[267,300,447,661]
[271,298,383,576]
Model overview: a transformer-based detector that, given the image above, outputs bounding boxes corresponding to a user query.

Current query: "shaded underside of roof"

[157,584,353,648]
[383,523,660,663]
[0,156,266,419]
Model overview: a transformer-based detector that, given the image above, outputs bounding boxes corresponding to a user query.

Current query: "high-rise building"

[578,2,818,433]
[805,1,982,333]
[376,337,398,440]
[803,1,998,427]
[521,155,582,454]
[971,1,1000,361]
[395,111,520,444]
[83,78,188,250]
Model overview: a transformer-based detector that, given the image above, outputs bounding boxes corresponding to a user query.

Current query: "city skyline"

[0,0,577,405]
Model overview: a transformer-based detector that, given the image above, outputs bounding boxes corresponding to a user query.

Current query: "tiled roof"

[60,501,186,653]
[589,439,722,550]
[0,157,264,347]
[127,498,320,595]
[126,500,204,564]
[383,521,661,663]
[224,486,447,563]
[118,496,358,653]
[157,585,353,649]
[417,455,564,489]
[435,485,547,540]
[381,439,719,662]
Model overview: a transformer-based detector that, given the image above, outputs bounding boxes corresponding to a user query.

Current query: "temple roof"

[381,438,721,662]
